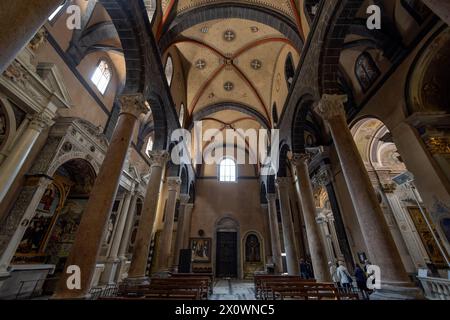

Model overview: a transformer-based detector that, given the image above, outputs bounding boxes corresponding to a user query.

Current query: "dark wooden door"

[216,232,238,278]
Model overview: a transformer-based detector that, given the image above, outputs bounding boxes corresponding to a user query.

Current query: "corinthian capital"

[29,112,54,131]
[119,93,149,118]
[148,150,169,167]
[314,94,348,121]
[167,177,182,192]
[179,194,190,204]
[290,153,310,166]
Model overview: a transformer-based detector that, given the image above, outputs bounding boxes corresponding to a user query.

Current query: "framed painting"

[190,238,212,263]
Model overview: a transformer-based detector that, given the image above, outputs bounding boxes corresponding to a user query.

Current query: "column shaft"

[53,94,148,299]
[276,178,300,275]
[172,195,190,270]
[315,95,411,287]
[0,114,53,203]
[127,151,168,280]
[292,155,330,281]
[158,177,181,272]
[266,194,283,274]
[0,0,63,72]
[182,204,194,249]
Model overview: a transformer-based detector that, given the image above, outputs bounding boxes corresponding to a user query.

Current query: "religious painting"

[45,198,86,266]
[408,207,446,267]
[16,184,61,254]
[245,234,261,263]
[190,238,211,263]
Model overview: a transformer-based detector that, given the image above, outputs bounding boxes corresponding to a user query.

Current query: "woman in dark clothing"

[354,264,369,300]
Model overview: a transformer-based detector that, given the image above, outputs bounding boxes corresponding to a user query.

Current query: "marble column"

[422,0,450,25]
[0,112,54,204]
[53,93,149,299]
[126,151,169,282]
[0,176,53,276]
[158,177,181,272]
[276,178,300,275]
[0,0,64,72]
[182,203,194,249]
[100,188,135,284]
[291,154,330,281]
[326,213,345,262]
[266,194,283,274]
[316,214,336,266]
[315,95,418,298]
[172,194,190,271]
[116,193,139,281]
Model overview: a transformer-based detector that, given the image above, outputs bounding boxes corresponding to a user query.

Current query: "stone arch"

[406,26,450,115]
[159,3,303,52]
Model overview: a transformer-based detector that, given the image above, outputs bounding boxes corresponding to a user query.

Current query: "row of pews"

[254,275,360,300]
[99,274,213,301]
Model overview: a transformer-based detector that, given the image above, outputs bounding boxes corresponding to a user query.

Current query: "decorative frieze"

[425,137,450,155]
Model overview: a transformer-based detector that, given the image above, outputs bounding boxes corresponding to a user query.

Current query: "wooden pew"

[254,275,316,299]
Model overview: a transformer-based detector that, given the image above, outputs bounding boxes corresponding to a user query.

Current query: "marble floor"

[209,279,256,300]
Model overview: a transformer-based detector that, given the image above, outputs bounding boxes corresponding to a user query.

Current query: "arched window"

[179,103,185,127]
[219,158,236,182]
[146,136,154,155]
[285,53,295,89]
[48,4,65,21]
[272,103,279,127]
[165,56,174,86]
[91,60,111,94]
[355,52,380,92]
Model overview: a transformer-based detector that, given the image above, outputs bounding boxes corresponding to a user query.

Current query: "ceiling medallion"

[224,82,234,92]
[251,59,262,70]
[223,30,236,42]
[196,59,206,70]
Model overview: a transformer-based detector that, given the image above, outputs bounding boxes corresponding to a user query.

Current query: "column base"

[369,283,424,300]
[99,258,120,285]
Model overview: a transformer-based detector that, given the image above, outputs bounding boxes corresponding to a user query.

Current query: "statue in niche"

[245,234,261,263]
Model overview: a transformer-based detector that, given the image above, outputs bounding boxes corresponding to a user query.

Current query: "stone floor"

[209,279,256,300]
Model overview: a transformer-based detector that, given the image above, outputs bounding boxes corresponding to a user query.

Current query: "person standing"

[354,264,369,299]
[336,261,353,292]
[329,261,340,286]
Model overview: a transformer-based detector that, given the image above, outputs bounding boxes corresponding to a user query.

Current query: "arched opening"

[91,60,112,95]
[12,159,96,295]
[352,117,448,273]
[243,232,264,279]
[219,158,236,182]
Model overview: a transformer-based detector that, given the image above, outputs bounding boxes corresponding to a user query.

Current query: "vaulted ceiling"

[158,0,305,167]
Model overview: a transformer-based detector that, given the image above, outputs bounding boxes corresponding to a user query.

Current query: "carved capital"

[28,28,48,51]
[314,94,348,121]
[167,177,181,192]
[179,194,190,204]
[29,112,54,131]
[290,153,310,166]
[312,168,331,188]
[119,93,149,118]
[148,150,169,167]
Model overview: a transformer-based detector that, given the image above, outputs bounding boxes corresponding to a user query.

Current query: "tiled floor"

[209,279,256,300]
